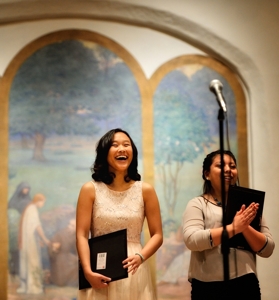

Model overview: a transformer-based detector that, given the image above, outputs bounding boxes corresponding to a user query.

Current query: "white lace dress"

[77,180,156,300]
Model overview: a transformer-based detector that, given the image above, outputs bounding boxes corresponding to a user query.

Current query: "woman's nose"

[224,165,231,172]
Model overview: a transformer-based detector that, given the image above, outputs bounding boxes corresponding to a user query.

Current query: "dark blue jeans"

[191,273,261,300]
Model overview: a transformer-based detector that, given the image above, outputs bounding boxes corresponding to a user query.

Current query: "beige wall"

[1,1,278,299]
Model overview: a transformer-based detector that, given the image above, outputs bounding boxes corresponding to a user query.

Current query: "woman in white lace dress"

[76,128,163,300]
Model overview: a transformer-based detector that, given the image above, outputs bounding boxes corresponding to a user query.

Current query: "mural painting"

[7,37,142,300]
[3,30,245,300]
[152,63,238,299]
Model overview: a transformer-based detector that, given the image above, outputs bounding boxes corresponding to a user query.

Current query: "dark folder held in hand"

[79,228,128,290]
[226,185,265,252]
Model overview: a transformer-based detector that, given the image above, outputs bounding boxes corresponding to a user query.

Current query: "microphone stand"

[218,108,230,282]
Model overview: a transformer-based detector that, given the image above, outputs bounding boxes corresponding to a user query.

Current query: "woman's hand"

[123,254,143,275]
[85,271,111,289]
[233,202,259,234]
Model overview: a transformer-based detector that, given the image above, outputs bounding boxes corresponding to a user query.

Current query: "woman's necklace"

[213,197,222,207]
[209,192,222,206]
[203,194,222,207]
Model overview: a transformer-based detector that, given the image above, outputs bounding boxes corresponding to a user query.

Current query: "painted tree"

[9,40,141,161]
[154,68,219,218]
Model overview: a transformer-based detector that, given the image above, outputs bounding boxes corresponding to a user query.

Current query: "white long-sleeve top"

[182,196,275,282]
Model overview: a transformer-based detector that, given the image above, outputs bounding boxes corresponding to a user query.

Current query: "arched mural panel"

[2,29,151,300]
[150,55,247,299]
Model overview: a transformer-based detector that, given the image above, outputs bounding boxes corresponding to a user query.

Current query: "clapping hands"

[233,202,259,235]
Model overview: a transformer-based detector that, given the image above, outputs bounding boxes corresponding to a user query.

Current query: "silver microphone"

[209,79,227,112]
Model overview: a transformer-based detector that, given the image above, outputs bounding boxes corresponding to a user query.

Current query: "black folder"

[226,185,265,252]
[79,228,128,290]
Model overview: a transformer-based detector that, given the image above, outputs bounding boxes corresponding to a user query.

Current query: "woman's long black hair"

[202,150,238,194]
[91,128,141,184]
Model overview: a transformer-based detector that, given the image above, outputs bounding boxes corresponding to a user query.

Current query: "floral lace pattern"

[79,180,156,300]
[91,181,144,243]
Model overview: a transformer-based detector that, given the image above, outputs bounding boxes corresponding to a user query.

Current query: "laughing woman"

[76,128,163,300]
[182,150,274,300]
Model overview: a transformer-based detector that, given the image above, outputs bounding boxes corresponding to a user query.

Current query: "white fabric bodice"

[78,180,156,300]
[91,180,144,243]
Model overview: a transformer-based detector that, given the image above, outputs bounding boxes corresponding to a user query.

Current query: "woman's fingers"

[234,202,259,234]
[122,255,142,274]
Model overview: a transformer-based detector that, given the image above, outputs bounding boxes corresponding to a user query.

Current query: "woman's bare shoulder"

[141,181,155,192]
[81,181,95,189]
[78,181,96,200]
